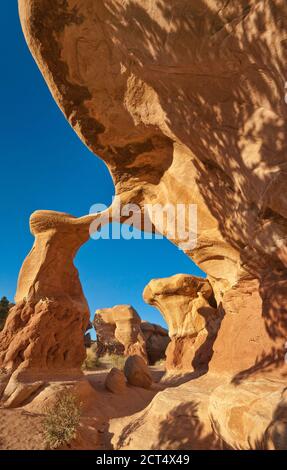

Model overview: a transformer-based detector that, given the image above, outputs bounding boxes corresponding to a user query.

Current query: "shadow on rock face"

[117,400,227,450]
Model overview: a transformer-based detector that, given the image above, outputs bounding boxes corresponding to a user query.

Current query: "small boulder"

[124,355,152,389]
[105,367,127,394]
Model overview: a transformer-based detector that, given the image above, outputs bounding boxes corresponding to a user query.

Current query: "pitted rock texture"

[143,274,220,371]
[94,305,147,361]
[93,310,125,357]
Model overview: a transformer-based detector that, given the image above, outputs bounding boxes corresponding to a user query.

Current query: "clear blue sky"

[0,2,205,336]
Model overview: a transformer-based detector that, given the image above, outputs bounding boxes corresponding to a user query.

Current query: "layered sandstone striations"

[110,374,287,450]
[143,274,220,371]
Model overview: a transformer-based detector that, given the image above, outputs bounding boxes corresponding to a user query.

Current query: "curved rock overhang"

[1,1,286,415]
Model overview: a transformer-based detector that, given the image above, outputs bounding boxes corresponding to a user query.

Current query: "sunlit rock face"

[143,274,220,372]
[18,0,287,380]
[94,307,170,364]
[14,0,287,448]
[0,211,92,406]
[93,309,125,357]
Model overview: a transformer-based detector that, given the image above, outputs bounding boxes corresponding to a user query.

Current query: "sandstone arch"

[0,0,286,447]
[17,0,287,381]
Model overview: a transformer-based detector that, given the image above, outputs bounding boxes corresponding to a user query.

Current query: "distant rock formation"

[93,312,124,357]
[84,333,92,349]
[143,274,220,372]
[93,306,169,364]
[94,305,147,362]
[84,321,93,348]
[140,322,170,365]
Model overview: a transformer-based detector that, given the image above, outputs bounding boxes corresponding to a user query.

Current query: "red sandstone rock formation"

[105,367,127,394]
[110,373,287,450]
[93,310,125,357]
[143,274,220,372]
[0,210,101,406]
[18,0,287,379]
[124,355,153,390]
[11,0,287,448]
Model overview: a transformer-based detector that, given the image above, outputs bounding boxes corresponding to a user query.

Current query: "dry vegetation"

[82,345,102,370]
[105,354,126,370]
[82,345,126,371]
[43,390,82,449]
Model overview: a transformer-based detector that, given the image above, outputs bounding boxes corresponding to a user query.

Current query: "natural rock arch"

[17,0,287,379]
[0,0,286,448]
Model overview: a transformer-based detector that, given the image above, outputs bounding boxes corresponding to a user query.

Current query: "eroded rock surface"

[18,0,287,379]
[93,310,125,357]
[144,274,220,372]
[0,210,98,406]
[14,0,287,448]
[110,374,287,450]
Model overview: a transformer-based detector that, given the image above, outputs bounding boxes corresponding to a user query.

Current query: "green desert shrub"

[43,391,81,449]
